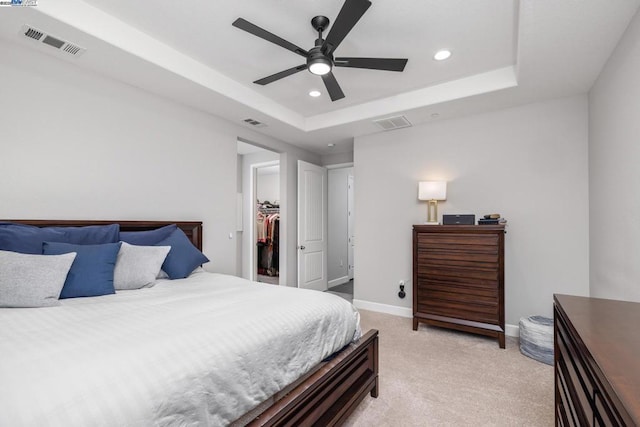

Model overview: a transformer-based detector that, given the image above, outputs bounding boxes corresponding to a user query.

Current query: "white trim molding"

[328,276,350,288]
[352,299,413,318]
[353,299,520,338]
[505,324,519,338]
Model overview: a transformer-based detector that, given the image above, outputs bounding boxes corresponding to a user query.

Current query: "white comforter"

[0,272,360,427]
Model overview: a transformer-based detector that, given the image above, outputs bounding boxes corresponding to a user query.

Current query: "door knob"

[299,245,306,250]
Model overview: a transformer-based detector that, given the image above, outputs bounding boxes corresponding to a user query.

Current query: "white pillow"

[114,242,170,290]
[0,250,76,308]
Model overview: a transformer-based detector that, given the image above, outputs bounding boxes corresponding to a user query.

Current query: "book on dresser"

[412,224,506,348]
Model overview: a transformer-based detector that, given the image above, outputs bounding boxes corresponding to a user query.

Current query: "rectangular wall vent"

[373,115,412,131]
[20,25,86,57]
[242,118,267,128]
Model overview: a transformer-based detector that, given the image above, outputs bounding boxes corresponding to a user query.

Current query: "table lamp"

[418,181,447,224]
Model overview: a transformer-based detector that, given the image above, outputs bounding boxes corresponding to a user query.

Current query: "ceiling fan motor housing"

[307,45,333,75]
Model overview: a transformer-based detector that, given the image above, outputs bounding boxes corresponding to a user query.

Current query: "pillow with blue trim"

[156,228,208,279]
[43,241,121,299]
[120,224,177,246]
[0,222,67,254]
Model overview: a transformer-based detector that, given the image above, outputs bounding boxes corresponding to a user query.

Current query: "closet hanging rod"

[258,207,280,214]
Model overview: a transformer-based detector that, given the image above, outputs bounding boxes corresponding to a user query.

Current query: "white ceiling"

[0,0,638,155]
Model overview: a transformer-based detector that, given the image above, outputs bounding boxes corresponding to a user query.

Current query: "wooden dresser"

[554,294,640,426]
[412,225,505,348]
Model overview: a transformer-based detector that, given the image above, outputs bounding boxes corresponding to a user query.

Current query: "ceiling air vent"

[24,27,44,41]
[242,118,267,128]
[373,115,412,131]
[20,25,86,57]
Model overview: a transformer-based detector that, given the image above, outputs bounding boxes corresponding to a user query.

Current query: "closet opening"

[255,164,280,284]
[236,140,282,285]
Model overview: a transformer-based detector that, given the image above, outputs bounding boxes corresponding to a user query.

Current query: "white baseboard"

[352,299,413,318]
[505,324,519,337]
[328,276,350,288]
[352,299,520,338]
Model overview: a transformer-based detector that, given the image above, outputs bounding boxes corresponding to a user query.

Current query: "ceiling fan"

[232,0,408,102]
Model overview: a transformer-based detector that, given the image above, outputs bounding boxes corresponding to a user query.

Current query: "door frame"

[325,162,355,288]
[250,160,280,283]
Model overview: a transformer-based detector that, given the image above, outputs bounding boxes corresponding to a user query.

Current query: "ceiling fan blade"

[254,64,308,85]
[233,18,308,57]
[322,0,371,55]
[334,57,408,72]
[321,72,345,101]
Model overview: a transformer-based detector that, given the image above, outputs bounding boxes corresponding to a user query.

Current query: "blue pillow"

[0,223,67,254]
[120,224,177,246]
[48,224,119,245]
[43,241,121,299]
[156,228,208,279]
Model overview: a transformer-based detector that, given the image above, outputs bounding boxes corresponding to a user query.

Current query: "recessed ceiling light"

[327,143,335,147]
[309,90,321,97]
[433,50,451,61]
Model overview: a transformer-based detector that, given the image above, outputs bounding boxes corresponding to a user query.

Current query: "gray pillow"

[0,250,76,308]
[114,242,170,290]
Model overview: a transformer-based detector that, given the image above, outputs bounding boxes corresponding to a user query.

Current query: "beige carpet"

[344,310,554,427]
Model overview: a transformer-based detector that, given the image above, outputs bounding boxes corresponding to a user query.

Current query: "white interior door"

[297,160,328,291]
[348,174,354,281]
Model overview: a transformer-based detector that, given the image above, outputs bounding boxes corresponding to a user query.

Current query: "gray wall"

[0,39,320,282]
[354,95,590,325]
[256,170,280,204]
[328,167,353,285]
[589,9,640,302]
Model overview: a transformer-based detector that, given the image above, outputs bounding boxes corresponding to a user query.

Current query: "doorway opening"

[237,140,282,285]
[326,164,354,302]
[255,164,280,284]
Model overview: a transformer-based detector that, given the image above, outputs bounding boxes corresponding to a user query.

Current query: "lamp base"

[423,221,440,225]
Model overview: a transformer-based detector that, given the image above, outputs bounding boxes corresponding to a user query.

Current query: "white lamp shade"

[418,181,447,201]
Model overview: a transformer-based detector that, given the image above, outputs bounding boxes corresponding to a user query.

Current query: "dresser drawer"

[417,299,499,324]
[418,285,498,305]
[418,280,498,299]
[594,390,622,427]
[556,330,594,425]
[417,233,498,247]
[417,268,499,288]
[557,363,581,426]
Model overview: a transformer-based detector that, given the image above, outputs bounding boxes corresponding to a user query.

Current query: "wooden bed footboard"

[245,329,379,427]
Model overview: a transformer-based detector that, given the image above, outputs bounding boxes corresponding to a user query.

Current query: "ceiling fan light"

[309,59,332,76]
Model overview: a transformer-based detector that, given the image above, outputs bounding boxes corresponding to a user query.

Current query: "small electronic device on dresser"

[442,214,475,225]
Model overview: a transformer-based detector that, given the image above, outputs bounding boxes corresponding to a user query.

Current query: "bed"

[0,220,378,427]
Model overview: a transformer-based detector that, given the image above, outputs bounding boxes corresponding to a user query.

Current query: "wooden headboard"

[2,220,203,251]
